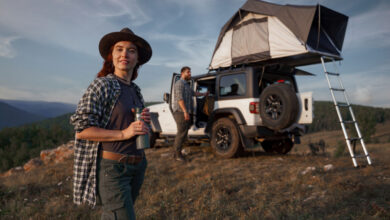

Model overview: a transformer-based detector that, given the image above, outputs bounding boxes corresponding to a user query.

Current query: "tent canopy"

[209,0,348,70]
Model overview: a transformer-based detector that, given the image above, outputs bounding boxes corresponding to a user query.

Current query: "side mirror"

[163,93,170,103]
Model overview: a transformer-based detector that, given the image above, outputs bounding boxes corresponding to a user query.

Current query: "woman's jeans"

[97,157,147,220]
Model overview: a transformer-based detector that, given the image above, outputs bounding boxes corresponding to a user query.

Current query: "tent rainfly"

[209,0,349,70]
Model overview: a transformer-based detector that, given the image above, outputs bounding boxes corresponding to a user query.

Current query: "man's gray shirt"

[173,78,194,114]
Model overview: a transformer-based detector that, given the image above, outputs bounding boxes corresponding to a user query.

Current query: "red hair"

[97,45,139,81]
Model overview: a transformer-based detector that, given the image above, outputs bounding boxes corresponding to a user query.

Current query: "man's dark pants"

[173,111,191,153]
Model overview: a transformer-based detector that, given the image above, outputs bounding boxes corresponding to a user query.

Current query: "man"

[172,66,208,161]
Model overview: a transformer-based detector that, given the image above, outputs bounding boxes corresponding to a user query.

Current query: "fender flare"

[205,108,246,133]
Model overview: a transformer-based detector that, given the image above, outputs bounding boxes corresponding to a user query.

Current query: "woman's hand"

[141,108,151,123]
[121,120,149,140]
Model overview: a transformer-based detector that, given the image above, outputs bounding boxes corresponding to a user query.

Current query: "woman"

[70,27,152,219]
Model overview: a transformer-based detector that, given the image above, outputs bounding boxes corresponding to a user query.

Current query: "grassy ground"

[1,127,389,219]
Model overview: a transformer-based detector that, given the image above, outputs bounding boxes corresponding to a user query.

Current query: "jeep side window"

[174,75,180,82]
[219,73,246,97]
[197,86,208,94]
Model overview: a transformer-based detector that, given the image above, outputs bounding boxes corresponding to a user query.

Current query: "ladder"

[320,56,372,167]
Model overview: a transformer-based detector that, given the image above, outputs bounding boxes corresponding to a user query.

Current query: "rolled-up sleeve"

[70,78,107,133]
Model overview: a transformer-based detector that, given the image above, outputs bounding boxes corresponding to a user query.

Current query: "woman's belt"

[100,150,143,164]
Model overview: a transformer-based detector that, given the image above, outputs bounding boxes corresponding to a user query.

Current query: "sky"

[0,0,389,107]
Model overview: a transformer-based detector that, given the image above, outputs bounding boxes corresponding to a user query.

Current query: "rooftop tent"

[209,0,348,70]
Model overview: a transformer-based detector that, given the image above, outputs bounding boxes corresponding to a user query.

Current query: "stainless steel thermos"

[135,107,150,149]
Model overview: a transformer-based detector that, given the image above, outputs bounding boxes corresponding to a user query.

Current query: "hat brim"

[99,31,152,65]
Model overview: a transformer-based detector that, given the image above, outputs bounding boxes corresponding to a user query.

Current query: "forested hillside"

[0,113,73,172]
[1,102,389,172]
[0,102,45,130]
[307,101,390,142]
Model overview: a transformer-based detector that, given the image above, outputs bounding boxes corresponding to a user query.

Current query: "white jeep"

[148,64,313,158]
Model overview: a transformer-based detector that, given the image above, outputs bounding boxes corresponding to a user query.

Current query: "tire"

[261,141,274,153]
[149,132,158,148]
[261,138,294,154]
[210,118,242,158]
[259,84,299,131]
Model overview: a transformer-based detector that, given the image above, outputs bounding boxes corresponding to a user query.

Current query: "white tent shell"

[209,0,348,70]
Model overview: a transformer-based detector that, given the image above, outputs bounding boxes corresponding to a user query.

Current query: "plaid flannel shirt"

[172,79,194,114]
[70,74,144,207]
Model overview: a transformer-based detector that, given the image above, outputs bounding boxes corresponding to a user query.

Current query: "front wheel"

[261,138,294,154]
[210,118,242,158]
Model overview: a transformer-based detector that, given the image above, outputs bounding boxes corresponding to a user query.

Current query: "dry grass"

[1,125,390,219]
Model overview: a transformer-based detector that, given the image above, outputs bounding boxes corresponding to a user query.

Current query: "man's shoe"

[174,153,186,162]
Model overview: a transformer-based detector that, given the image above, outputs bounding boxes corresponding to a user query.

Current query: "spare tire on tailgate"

[259,83,299,130]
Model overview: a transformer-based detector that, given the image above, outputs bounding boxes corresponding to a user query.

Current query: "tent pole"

[316,4,321,49]
[258,66,265,88]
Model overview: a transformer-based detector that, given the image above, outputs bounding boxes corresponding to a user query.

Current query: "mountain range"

[0,99,76,130]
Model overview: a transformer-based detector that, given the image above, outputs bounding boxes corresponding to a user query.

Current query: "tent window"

[231,18,269,60]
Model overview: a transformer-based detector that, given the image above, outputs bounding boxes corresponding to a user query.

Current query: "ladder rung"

[342,120,356,124]
[348,137,362,142]
[326,71,340,76]
[330,88,345,92]
[352,154,369,158]
[322,56,334,61]
[336,103,349,107]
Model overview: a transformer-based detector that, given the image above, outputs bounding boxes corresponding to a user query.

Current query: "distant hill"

[307,101,390,142]
[0,101,45,130]
[0,99,76,118]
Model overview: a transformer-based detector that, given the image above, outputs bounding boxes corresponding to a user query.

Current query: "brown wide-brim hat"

[99,27,152,65]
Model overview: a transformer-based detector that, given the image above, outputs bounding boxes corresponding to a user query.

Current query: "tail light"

[249,102,259,114]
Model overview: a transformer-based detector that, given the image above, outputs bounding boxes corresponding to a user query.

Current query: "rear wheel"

[261,138,294,154]
[149,132,158,148]
[261,141,274,153]
[211,118,242,158]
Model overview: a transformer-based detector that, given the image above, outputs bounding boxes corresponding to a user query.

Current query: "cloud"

[344,64,390,107]
[84,0,151,26]
[0,0,151,56]
[148,33,215,74]
[163,0,221,13]
[298,63,390,107]
[344,3,390,49]
[141,78,173,102]
[0,35,19,58]
[0,85,84,104]
[270,0,319,5]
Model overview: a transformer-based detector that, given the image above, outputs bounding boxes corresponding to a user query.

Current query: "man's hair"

[181,66,191,74]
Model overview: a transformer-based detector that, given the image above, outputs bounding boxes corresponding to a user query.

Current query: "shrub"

[333,141,346,158]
